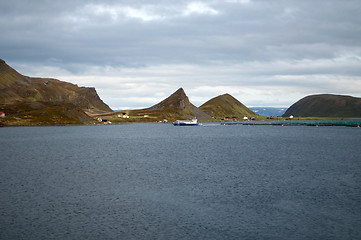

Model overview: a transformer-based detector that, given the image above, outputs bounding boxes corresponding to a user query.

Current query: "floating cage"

[223,120,361,127]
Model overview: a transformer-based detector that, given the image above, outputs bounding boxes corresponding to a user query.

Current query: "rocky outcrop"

[147,88,211,121]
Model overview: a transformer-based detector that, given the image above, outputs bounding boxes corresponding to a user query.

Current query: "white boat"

[173,118,199,126]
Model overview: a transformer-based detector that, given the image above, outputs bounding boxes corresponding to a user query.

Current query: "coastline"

[2,118,361,127]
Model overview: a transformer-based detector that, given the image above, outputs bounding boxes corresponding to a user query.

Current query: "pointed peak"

[148,88,190,111]
[221,93,235,99]
[173,88,185,95]
[171,87,185,93]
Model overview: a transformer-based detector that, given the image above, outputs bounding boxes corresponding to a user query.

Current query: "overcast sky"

[1,0,361,109]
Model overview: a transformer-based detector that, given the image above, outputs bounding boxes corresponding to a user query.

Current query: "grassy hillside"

[0,102,95,126]
[283,94,361,117]
[199,93,259,120]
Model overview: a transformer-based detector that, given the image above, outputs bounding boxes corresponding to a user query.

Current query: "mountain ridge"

[3,59,360,125]
[250,107,287,117]
[102,88,212,122]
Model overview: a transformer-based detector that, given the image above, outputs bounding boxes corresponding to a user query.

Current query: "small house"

[102,119,112,124]
[0,112,6,118]
[118,112,129,118]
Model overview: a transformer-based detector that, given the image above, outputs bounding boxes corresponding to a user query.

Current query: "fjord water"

[0,124,360,240]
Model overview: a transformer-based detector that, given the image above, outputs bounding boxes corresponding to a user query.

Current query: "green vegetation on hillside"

[199,93,260,120]
[0,102,95,126]
[283,94,361,117]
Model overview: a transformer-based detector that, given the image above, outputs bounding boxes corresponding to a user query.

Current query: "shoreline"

[1,119,361,127]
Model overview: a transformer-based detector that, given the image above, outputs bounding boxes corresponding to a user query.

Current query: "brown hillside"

[0,58,113,125]
[135,88,211,121]
[148,88,191,111]
[0,59,112,112]
[145,88,211,121]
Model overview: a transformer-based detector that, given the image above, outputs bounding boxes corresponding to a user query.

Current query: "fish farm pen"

[222,120,361,127]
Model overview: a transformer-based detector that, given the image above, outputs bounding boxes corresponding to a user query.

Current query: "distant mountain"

[0,58,112,125]
[110,88,212,122]
[283,94,361,117]
[250,107,287,117]
[199,93,258,119]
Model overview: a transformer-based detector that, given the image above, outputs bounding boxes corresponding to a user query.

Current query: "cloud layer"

[1,0,361,108]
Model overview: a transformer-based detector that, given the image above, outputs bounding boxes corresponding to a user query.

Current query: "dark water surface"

[1,124,360,239]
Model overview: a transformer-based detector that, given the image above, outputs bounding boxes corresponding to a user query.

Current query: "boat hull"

[173,119,199,126]
[173,122,199,126]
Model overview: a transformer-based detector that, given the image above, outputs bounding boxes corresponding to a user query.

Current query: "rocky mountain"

[148,88,192,111]
[283,94,361,117]
[103,88,212,122]
[199,93,259,120]
[147,88,211,120]
[0,58,112,125]
[0,59,112,111]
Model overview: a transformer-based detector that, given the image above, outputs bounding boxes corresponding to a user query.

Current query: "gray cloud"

[1,0,361,108]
